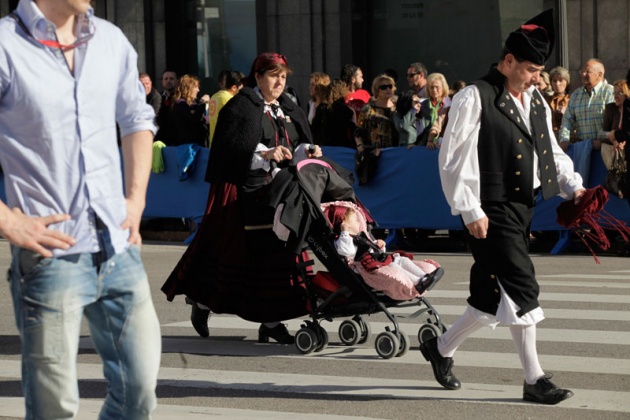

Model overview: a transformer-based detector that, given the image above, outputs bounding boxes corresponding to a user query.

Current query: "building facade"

[1,0,628,104]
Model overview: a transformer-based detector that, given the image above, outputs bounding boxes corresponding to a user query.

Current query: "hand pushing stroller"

[272,159,448,359]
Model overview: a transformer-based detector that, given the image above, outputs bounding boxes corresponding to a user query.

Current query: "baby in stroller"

[322,201,444,301]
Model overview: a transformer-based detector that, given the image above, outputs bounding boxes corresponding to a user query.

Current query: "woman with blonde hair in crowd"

[548,66,571,141]
[416,72,450,150]
[354,74,398,184]
[355,74,399,151]
[171,74,210,147]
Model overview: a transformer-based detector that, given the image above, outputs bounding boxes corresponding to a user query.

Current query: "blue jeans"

[9,245,161,420]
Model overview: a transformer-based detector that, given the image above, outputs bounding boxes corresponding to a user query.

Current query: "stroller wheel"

[375,331,400,359]
[418,323,442,345]
[295,327,318,355]
[315,325,329,352]
[338,320,361,346]
[396,333,410,357]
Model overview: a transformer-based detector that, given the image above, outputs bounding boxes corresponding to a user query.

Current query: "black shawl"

[205,87,313,185]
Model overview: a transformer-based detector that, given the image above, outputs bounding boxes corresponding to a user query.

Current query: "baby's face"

[344,212,362,235]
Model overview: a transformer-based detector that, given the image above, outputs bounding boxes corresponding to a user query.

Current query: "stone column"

[113,0,148,72]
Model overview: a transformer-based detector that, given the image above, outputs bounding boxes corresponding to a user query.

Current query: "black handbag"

[604,149,627,199]
[354,146,379,186]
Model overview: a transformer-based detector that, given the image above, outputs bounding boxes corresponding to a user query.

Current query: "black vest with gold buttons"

[474,67,560,206]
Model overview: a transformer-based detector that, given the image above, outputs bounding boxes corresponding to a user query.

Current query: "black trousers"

[466,201,540,317]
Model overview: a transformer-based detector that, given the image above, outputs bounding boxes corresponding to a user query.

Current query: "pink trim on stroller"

[296,158,333,172]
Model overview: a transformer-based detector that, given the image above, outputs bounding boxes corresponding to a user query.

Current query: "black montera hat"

[504,9,555,65]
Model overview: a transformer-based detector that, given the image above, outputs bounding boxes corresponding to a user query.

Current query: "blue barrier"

[321,145,630,231]
[1,145,629,251]
[144,147,210,219]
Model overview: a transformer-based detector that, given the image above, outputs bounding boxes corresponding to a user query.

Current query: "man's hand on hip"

[0,207,75,257]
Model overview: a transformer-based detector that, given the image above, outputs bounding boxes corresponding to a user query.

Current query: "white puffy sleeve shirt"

[438,85,583,226]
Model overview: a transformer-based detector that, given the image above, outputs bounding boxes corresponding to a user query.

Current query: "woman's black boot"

[258,323,294,344]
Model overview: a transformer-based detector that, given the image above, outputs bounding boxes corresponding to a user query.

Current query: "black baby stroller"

[271,159,448,359]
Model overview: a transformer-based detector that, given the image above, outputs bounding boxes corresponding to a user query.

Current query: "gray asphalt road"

[0,239,628,419]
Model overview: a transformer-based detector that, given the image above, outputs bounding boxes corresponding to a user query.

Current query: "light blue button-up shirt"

[0,0,156,256]
[558,80,614,143]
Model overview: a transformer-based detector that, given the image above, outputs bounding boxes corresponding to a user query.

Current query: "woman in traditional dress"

[162,53,322,344]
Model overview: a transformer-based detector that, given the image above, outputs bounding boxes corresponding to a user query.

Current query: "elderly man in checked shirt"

[558,58,614,183]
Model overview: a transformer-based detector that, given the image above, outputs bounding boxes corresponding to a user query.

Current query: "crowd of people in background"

[143,55,629,197]
[134,58,630,165]
[138,56,630,257]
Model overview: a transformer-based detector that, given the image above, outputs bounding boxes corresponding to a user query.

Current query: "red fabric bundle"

[556,186,630,263]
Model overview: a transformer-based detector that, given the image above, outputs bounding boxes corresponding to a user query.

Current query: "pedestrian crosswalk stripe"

[141,336,630,375]
[162,318,630,345]
[536,280,630,288]
[538,274,630,282]
[0,361,627,414]
[0,396,375,420]
[424,290,630,304]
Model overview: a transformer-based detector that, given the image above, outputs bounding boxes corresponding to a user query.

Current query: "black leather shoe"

[416,267,444,295]
[419,336,461,390]
[190,302,210,338]
[258,323,294,344]
[523,376,574,405]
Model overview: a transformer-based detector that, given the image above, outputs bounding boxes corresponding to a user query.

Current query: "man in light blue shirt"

[0,0,161,418]
[558,59,614,183]
[558,59,614,147]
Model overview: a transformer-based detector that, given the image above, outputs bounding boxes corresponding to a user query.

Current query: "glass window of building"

[351,0,554,87]
[164,0,256,95]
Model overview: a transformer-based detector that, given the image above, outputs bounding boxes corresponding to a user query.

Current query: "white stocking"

[396,257,427,284]
[438,305,485,358]
[509,324,545,385]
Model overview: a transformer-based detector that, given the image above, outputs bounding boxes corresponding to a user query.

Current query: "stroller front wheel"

[375,331,400,359]
[338,319,361,346]
[295,327,319,355]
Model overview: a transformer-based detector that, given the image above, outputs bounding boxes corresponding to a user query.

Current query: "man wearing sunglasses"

[0,0,161,418]
[407,62,428,99]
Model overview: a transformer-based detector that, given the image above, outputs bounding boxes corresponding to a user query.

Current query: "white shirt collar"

[253,87,284,117]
